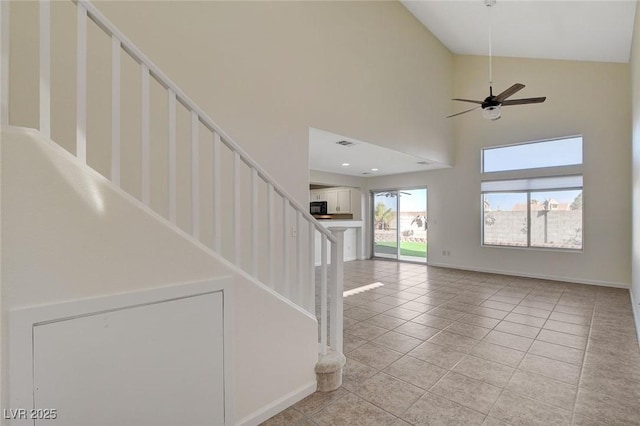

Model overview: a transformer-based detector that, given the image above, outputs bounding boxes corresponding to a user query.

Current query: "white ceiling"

[309,128,448,177]
[402,0,638,64]
[309,1,638,179]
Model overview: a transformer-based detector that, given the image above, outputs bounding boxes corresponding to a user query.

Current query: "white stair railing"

[0,0,344,357]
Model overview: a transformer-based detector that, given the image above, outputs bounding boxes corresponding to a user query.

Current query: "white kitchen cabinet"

[326,189,352,213]
[310,190,327,202]
[310,187,361,216]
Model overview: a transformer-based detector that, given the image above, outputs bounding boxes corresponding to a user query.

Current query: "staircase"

[0,0,345,423]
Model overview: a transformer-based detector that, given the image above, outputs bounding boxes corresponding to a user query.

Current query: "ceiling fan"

[447,0,546,121]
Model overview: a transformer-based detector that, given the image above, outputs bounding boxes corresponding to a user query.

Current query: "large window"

[481,137,584,251]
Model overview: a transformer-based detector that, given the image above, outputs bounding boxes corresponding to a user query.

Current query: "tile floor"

[262,260,640,425]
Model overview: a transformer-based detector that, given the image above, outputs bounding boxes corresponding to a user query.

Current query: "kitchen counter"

[314,220,365,265]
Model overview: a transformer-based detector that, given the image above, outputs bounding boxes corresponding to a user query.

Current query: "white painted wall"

[365,56,631,288]
[1,128,318,424]
[630,0,640,338]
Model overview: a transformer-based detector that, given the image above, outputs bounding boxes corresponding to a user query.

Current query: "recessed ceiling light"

[371,168,379,171]
[342,163,350,166]
[417,161,431,165]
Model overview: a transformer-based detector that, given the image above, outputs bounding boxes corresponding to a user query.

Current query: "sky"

[374,189,427,213]
[483,137,582,173]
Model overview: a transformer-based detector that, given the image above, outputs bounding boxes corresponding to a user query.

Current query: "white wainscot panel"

[9,279,232,426]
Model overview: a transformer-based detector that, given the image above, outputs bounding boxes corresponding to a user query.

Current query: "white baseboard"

[426,261,629,289]
[235,381,317,426]
[630,290,640,349]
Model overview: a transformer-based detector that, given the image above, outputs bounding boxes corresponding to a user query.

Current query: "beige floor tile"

[393,321,440,340]
[343,316,360,329]
[536,329,587,350]
[505,370,577,409]
[355,372,424,416]
[384,355,447,390]
[452,355,515,387]
[342,357,378,392]
[344,333,368,354]
[518,299,556,311]
[345,307,379,321]
[543,319,589,337]
[511,305,551,319]
[482,416,510,426]
[471,341,526,368]
[490,295,524,305]
[574,388,640,425]
[411,313,455,329]
[528,340,584,366]
[579,368,640,402]
[362,314,406,330]
[548,311,590,326]
[399,301,432,313]
[372,331,423,353]
[494,320,541,339]
[312,392,398,426]
[402,392,485,426]
[471,306,509,320]
[345,322,389,341]
[377,296,412,307]
[489,392,572,426]
[293,388,350,415]
[459,313,501,329]
[407,341,466,370]
[504,312,547,327]
[261,406,305,425]
[357,300,396,313]
[444,321,491,340]
[481,300,516,312]
[430,371,502,414]
[553,304,592,317]
[571,414,605,426]
[518,353,581,385]
[348,343,404,370]
[524,294,560,305]
[428,307,467,320]
[428,330,479,353]
[383,306,423,321]
[483,330,533,352]
[583,352,640,383]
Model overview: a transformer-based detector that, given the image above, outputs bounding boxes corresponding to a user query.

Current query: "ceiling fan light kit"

[447,0,547,121]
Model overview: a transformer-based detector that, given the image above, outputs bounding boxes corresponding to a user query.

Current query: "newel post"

[315,227,346,392]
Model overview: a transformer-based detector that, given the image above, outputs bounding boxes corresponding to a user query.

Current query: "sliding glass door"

[373,191,398,259]
[372,188,427,263]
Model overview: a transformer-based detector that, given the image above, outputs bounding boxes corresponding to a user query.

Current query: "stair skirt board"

[236,381,317,426]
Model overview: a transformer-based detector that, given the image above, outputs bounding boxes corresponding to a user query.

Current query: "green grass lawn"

[375,241,427,258]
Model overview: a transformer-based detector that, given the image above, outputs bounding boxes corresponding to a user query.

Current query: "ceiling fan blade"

[494,83,525,102]
[452,98,483,105]
[501,97,547,106]
[447,106,481,118]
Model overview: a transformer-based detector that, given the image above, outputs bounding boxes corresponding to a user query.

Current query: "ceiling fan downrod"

[486,0,496,91]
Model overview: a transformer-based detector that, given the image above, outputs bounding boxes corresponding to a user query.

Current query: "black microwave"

[310,201,327,215]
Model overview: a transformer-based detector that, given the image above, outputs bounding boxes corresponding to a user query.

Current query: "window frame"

[481,135,583,174]
[480,135,585,252]
[481,180,584,251]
